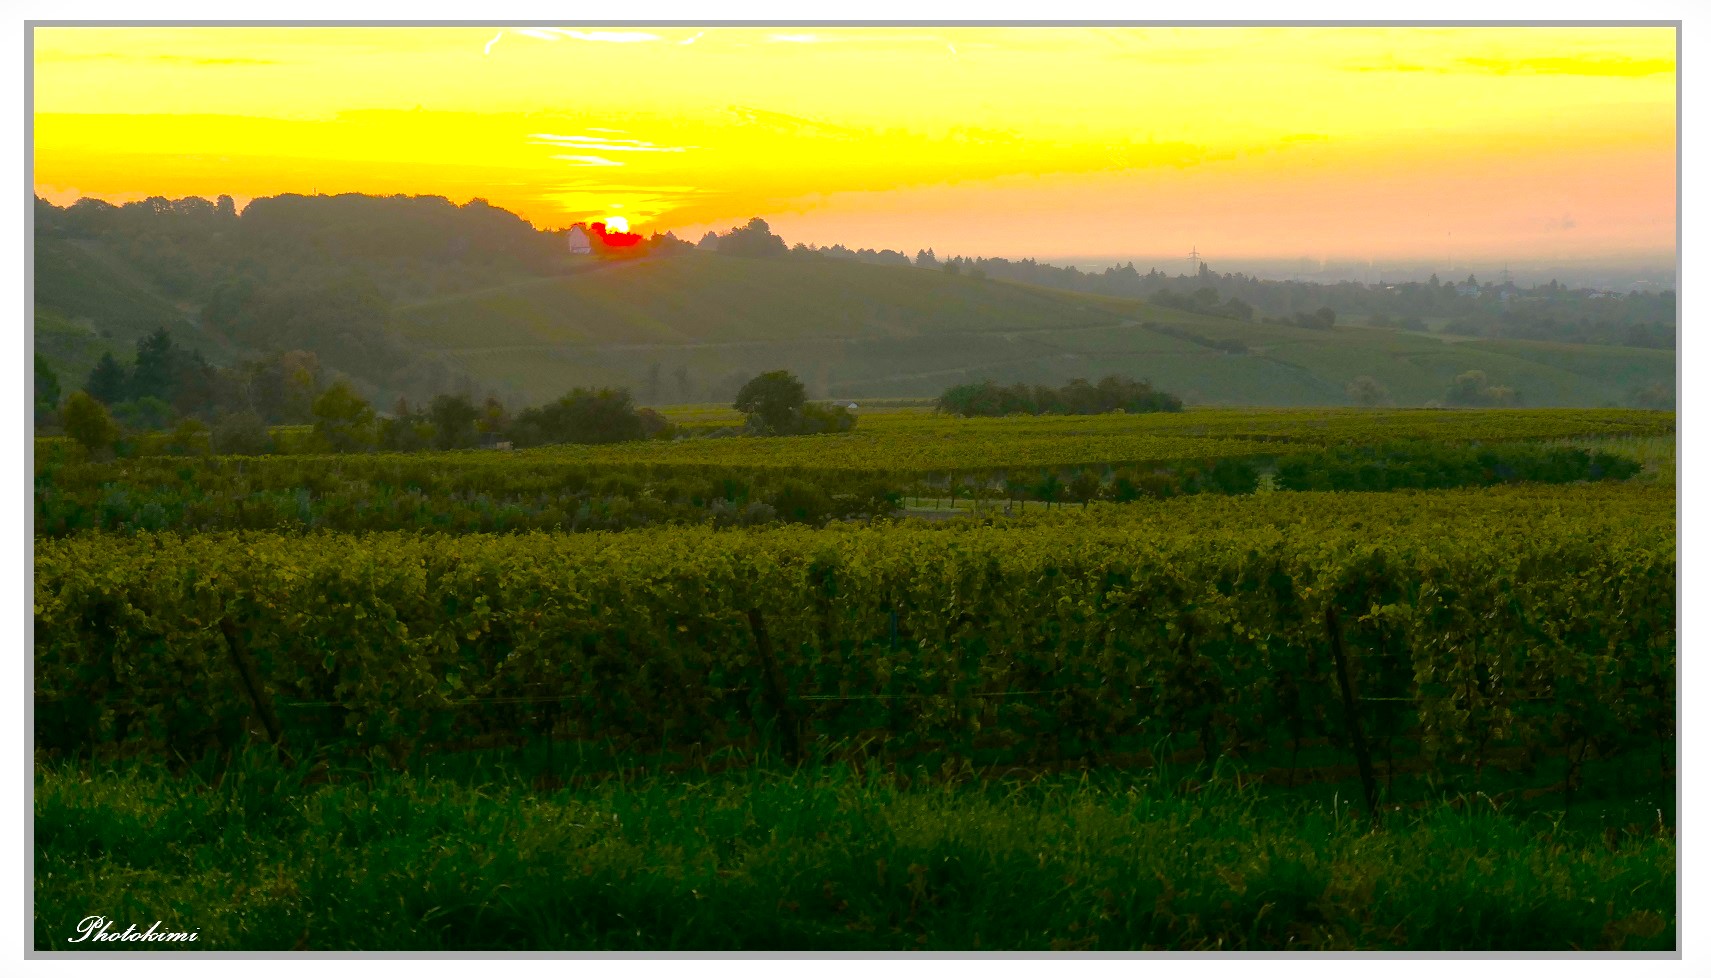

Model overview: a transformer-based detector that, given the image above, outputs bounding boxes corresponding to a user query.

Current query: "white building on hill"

[567,226,593,254]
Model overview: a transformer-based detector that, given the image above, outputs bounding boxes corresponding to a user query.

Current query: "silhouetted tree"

[716,218,788,259]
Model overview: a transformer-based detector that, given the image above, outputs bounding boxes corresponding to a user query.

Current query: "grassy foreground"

[35,755,1674,952]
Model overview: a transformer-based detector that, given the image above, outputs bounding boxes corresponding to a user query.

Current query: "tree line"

[41,335,850,458]
[936,376,1184,417]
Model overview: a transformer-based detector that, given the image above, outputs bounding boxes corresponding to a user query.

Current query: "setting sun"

[603,216,630,234]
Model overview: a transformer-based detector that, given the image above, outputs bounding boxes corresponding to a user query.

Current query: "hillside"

[32,194,1674,409]
[389,251,1674,407]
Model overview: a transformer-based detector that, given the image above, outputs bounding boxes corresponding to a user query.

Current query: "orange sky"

[32,26,1676,262]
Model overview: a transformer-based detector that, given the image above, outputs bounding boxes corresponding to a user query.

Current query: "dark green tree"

[112,396,175,431]
[1068,469,1102,508]
[85,353,129,405]
[556,388,644,443]
[34,354,61,426]
[478,396,510,434]
[129,327,181,402]
[165,417,210,456]
[429,392,481,450]
[734,370,807,435]
[62,390,120,455]
[1032,472,1065,509]
[210,410,272,455]
[311,380,376,452]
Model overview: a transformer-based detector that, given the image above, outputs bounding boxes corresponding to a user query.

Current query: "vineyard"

[32,407,1678,951]
[37,482,1675,775]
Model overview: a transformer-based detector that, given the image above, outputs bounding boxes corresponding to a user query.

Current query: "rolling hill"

[32,193,1673,410]
[387,251,1674,407]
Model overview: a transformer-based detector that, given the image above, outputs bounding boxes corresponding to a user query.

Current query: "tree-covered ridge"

[31,193,693,409]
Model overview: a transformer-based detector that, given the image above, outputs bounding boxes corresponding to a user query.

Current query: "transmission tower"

[1186,245,1205,276]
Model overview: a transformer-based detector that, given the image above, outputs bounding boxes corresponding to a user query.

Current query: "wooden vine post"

[219,616,292,766]
[1324,604,1379,825]
[747,608,802,765]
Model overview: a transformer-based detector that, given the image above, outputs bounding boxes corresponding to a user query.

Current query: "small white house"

[567,226,593,255]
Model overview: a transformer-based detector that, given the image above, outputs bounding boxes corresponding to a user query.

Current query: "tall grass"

[35,752,1674,952]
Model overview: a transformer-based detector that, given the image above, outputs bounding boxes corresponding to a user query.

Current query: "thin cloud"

[769,34,818,44]
[551,155,623,167]
[1345,53,1673,77]
[726,106,864,140]
[680,32,705,46]
[483,31,503,55]
[531,133,691,153]
[45,52,279,65]
[1458,54,1673,77]
[1344,60,1430,73]
[554,30,661,43]
[514,29,561,41]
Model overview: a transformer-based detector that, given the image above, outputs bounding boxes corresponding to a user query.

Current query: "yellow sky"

[32,26,1676,261]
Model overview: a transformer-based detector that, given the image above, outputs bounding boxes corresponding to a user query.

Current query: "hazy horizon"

[31,186,1676,295]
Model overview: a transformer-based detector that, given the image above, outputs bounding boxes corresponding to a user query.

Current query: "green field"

[33,407,1677,951]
